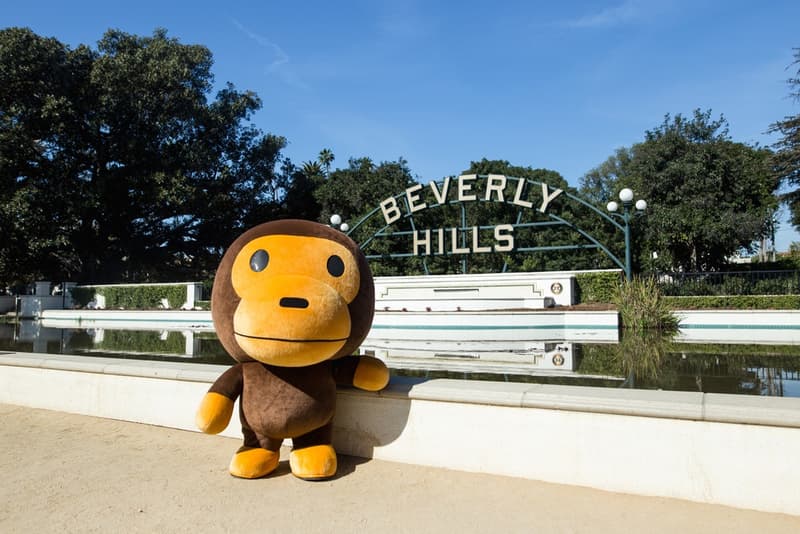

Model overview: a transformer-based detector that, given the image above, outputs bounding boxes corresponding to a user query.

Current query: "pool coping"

[3,350,799,429]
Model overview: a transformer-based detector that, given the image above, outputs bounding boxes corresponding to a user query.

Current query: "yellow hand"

[195,392,234,434]
[352,356,390,392]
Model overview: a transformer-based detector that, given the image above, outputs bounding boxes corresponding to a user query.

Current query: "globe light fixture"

[606,189,647,281]
[619,188,634,203]
[329,214,349,233]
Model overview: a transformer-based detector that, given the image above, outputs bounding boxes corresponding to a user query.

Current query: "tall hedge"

[71,284,187,309]
[575,271,622,303]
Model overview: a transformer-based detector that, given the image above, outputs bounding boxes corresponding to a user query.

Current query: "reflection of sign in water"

[361,341,576,375]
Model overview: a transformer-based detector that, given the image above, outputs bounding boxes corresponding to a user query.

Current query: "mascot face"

[212,220,374,367]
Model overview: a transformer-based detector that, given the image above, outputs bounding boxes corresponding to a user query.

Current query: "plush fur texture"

[211,220,374,363]
[197,219,389,480]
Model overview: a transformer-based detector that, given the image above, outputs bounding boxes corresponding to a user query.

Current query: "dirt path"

[1,403,798,533]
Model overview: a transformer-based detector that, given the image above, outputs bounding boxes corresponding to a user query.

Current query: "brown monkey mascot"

[196,220,389,480]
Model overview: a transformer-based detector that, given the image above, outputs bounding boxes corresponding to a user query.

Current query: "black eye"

[250,249,269,272]
[327,255,345,277]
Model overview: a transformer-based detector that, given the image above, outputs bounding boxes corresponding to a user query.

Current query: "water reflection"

[2,321,800,397]
[577,330,800,397]
[578,330,674,388]
[0,321,233,365]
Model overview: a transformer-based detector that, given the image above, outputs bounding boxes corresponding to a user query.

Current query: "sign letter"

[484,174,506,203]
[511,178,533,209]
[406,184,427,213]
[450,227,470,254]
[538,183,563,213]
[380,197,402,224]
[472,226,492,253]
[413,229,431,256]
[457,174,477,202]
[429,178,451,206]
[494,224,515,252]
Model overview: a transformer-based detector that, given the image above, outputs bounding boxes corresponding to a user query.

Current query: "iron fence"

[653,270,800,296]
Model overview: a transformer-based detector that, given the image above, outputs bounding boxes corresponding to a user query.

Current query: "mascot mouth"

[234,332,349,343]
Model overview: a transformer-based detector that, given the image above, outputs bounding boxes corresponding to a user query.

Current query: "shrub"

[575,271,621,303]
[613,276,680,331]
[752,277,800,295]
[720,275,752,296]
[665,295,800,309]
[676,278,717,296]
[101,285,187,309]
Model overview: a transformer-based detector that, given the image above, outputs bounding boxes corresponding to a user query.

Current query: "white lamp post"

[329,214,348,232]
[607,188,647,281]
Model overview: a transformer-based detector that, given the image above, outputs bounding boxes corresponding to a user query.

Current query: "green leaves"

[581,109,779,273]
[770,49,800,224]
[613,277,680,331]
[0,27,287,286]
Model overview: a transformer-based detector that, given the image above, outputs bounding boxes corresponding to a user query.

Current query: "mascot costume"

[196,219,389,480]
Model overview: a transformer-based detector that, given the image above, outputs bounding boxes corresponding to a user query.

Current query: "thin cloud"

[230,18,308,90]
[563,1,642,29]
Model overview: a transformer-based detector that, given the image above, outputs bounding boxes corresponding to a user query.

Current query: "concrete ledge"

[0,351,222,382]
[3,351,800,428]
[2,351,800,516]
[703,393,800,428]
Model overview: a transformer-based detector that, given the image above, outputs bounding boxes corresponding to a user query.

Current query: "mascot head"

[211,220,374,367]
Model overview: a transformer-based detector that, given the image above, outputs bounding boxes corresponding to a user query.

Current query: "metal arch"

[346,175,629,273]
[402,193,429,275]
[542,212,626,272]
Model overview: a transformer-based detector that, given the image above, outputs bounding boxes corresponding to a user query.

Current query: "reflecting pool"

[2,320,800,397]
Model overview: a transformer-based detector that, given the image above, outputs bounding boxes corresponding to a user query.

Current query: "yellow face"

[230,234,361,367]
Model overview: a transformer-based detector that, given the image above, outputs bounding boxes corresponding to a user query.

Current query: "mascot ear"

[211,225,251,363]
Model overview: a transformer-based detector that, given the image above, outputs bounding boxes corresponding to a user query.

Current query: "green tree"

[300,160,323,178]
[281,159,323,221]
[0,27,287,286]
[770,48,800,227]
[317,148,334,176]
[456,159,605,274]
[314,157,415,225]
[0,28,93,287]
[581,110,779,273]
[316,157,416,275]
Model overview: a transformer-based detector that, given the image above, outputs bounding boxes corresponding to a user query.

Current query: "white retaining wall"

[373,271,582,309]
[2,351,800,516]
[676,310,800,344]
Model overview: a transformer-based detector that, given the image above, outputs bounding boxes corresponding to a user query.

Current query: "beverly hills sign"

[375,174,563,256]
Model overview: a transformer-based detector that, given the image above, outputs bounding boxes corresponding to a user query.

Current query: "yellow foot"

[229,447,279,479]
[289,444,337,480]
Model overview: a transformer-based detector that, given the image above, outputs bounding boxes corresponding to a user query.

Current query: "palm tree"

[318,148,335,176]
[300,160,323,177]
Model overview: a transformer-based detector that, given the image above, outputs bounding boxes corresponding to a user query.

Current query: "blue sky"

[6,0,800,249]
